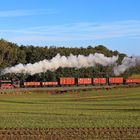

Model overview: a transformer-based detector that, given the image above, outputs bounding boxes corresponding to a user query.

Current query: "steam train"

[0,77,140,89]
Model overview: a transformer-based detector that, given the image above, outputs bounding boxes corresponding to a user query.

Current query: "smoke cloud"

[3,53,118,75]
[113,56,140,76]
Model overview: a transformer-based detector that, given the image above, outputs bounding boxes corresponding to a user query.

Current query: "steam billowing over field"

[114,56,140,76]
[2,53,140,76]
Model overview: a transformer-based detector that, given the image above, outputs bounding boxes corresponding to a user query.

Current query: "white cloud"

[1,20,140,43]
[0,9,56,17]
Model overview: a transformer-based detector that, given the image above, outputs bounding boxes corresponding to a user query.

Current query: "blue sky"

[0,0,140,55]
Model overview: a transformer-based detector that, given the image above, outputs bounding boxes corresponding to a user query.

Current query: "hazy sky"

[0,0,140,55]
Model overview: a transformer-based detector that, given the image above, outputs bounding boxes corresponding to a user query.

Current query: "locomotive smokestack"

[3,53,118,75]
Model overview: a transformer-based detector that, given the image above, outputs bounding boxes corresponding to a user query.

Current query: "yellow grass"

[129,74,140,78]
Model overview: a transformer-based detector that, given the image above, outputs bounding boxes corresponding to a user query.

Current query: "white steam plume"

[113,56,140,76]
[3,53,118,75]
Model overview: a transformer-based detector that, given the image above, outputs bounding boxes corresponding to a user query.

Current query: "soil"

[0,127,139,140]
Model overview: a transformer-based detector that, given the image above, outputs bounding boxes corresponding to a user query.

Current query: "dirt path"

[0,128,139,140]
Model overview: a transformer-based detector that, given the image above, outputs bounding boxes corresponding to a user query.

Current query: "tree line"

[0,39,139,81]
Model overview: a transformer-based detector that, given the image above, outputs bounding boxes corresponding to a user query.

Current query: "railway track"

[0,85,126,93]
[0,84,139,94]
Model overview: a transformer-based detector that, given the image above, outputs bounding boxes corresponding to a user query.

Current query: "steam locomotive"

[0,77,140,89]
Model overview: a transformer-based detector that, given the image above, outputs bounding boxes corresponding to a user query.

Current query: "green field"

[0,87,140,128]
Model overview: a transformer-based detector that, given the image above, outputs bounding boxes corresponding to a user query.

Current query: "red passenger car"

[42,81,58,87]
[23,82,41,87]
[93,78,107,85]
[109,77,124,84]
[76,78,92,85]
[59,77,75,85]
[125,78,140,84]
